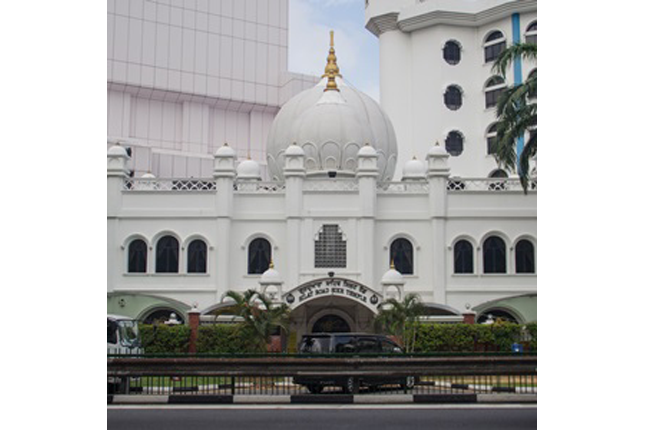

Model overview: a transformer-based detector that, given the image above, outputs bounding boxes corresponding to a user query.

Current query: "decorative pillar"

[107,143,130,294]
[284,143,305,291]
[214,143,237,297]
[259,261,284,303]
[380,262,405,302]
[426,143,450,305]
[188,307,200,354]
[357,143,378,288]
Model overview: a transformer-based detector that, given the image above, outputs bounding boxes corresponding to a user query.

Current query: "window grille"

[444,85,463,110]
[445,131,464,156]
[515,240,535,273]
[483,236,506,274]
[315,225,347,268]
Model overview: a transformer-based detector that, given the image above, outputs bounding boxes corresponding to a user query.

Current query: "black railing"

[108,354,537,401]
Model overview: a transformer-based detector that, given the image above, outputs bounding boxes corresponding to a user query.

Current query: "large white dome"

[266,77,398,182]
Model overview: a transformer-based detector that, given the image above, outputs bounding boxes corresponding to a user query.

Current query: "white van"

[107,314,142,355]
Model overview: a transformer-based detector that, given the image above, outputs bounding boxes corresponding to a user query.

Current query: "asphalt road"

[107,405,537,430]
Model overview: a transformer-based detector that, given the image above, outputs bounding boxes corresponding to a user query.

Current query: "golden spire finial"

[323,30,341,92]
[390,259,395,270]
[269,259,275,269]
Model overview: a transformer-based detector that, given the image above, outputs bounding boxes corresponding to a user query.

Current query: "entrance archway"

[312,314,351,333]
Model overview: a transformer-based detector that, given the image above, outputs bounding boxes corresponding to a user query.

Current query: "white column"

[284,144,305,291]
[426,144,450,304]
[379,29,412,180]
[357,144,378,288]
[213,144,237,297]
[107,144,130,293]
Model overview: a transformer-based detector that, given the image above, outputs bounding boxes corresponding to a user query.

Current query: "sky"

[288,0,380,101]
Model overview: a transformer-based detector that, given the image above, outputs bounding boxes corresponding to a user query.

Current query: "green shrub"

[411,322,535,353]
[140,324,191,354]
[196,324,256,354]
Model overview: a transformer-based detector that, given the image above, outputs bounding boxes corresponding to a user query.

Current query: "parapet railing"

[123,178,217,192]
[447,178,537,192]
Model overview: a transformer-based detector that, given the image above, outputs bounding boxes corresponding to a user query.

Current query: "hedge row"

[140,324,257,354]
[412,322,536,353]
[139,322,536,354]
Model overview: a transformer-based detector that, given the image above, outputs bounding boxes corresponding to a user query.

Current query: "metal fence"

[108,354,537,401]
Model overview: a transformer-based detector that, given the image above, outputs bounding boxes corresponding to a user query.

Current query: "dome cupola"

[266,32,398,182]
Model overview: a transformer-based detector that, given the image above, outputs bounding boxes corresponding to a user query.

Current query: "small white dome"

[215,143,236,157]
[381,266,404,285]
[141,172,156,179]
[358,143,377,157]
[236,159,261,179]
[428,143,449,157]
[402,157,426,179]
[285,143,305,156]
[260,265,282,284]
[107,144,129,157]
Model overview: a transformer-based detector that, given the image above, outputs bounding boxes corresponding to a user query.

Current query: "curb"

[109,393,536,405]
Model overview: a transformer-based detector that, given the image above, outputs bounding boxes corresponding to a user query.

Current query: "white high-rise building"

[366,0,537,178]
[107,0,317,178]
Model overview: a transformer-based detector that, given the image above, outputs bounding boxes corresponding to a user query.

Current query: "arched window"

[187,239,207,273]
[128,239,147,273]
[515,240,535,273]
[156,236,179,273]
[527,69,537,99]
[483,236,506,274]
[525,21,537,45]
[248,238,272,274]
[485,76,506,109]
[484,30,506,63]
[443,40,461,65]
[454,240,474,274]
[445,131,464,156]
[315,225,346,268]
[390,238,414,275]
[444,85,463,110]
[488,169,508,191]
[486,123,498,155]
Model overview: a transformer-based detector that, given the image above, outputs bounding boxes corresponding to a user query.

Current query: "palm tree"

[492,43,537,193]
[374,293,425,352]
[222,289,291,352]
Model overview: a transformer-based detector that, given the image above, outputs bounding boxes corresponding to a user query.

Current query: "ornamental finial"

[323,30,341,92]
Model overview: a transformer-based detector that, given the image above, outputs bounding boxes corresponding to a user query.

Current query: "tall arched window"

[484,30,506,62]
[483,236,506,274]
[445,130,464,156]
[486,123,498,155]
[453,240,474,274]
[525,21,537,45]
[248,238,272,274]
[156,236,179,273]
[128,239,147,273]
[515,240,535,273]
[390,238,414,275]
[187,239,207,273]
[444,85,463,110]
[485,76,506,109]
[443,40,461,65]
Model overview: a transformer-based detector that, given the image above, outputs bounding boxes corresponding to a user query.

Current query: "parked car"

[293,333,415,394]
[107,315,142,395]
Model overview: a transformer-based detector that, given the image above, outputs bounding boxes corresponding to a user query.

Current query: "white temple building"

[107,1,537,339]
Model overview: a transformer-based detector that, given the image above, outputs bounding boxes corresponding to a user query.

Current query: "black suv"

[293,333,415,394]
